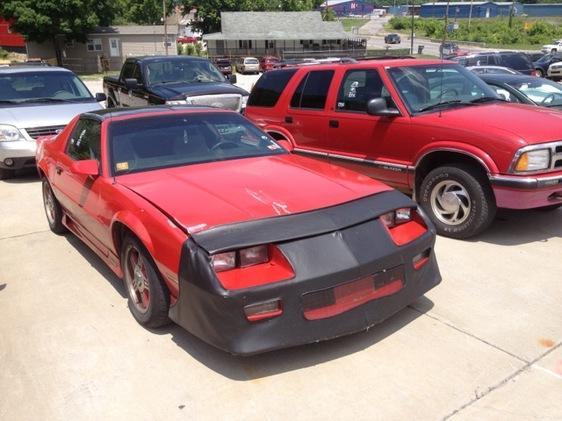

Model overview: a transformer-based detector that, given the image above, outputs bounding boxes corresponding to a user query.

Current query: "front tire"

[42,179,67,234]
[121,235,170,328]
[419,164,496,239]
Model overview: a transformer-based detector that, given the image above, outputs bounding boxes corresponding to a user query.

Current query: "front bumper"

[490,173,562,209]
[169,191,441,355]
[0,140,37,169]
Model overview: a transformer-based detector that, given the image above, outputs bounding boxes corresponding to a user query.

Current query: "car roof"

[82,105,231,121]
[478,73,540,83]
[0,65,73,74]
[281,58,454,71]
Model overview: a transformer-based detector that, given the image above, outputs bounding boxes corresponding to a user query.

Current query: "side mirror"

[276,139,293,153]
[71,159,99,177]
[124,78,139,90]
[228,74,237,84]
[95,92,107,102]
[366,98,400,117]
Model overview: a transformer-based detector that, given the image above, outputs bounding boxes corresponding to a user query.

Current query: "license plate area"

[302,266,404,321]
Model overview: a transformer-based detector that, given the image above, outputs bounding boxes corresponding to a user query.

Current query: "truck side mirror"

[124,78,139,90]
[366,98,400,117]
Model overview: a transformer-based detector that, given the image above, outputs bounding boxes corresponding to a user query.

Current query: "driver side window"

[67,119,101,161]
[336,69,393,112]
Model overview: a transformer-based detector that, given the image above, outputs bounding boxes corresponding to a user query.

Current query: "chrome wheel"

[43,182,56,225]
[124,246,150,314]
[430,180,471,225]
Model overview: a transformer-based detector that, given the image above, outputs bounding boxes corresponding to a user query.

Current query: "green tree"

[0,0,115,64]
[115,0,175,25]
[322,7,337,21]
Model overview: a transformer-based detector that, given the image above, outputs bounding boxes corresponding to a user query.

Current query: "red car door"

[324,68,412,189]
[284,69,334,153]
[52,118,111,255]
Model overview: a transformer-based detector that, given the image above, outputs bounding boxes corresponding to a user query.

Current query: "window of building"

[290,70,334,110]
[86,38,102,52]
[238,40,252,49]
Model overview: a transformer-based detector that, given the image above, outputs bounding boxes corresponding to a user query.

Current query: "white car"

[541,39,562,54]
[547,61,562,81]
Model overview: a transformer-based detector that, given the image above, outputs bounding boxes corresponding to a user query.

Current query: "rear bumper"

[169,197,440,355]
[490,174,562,209]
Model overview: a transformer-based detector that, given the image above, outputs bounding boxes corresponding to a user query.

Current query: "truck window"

[336,69,386,112]
[66,119,101,161]
[290,70,334,110]
[247,69,297,107]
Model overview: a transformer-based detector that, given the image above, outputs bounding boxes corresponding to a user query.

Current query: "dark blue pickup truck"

[103,56,249,112]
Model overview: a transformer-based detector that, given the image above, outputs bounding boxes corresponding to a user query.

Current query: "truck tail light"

[380,208,427,246]
[244,299,283,322]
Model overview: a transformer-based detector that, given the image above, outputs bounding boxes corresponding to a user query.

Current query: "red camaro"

[36,107,441,355]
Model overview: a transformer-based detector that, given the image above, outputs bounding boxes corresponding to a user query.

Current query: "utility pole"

[468,0,474,29]
[410,0,415,55]
[163,0,168,55]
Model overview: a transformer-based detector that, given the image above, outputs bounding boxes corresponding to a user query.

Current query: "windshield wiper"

[418,100,464,112]
[18,97,75,103]
[470,96,506,104]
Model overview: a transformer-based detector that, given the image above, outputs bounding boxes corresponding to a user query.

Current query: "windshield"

[245,58,259,64]
[145,59,225,85]
[109,112,286,175]
[508,79,562,107]
[388,64,498,114]
[0,71,93,104]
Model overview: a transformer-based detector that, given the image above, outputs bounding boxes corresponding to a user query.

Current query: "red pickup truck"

[245,59,562,238]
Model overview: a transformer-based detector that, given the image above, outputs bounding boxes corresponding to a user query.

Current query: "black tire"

[419,164,497,239]
[121,235,170,328]
[0,168,15,180]
[42,179,68,235]
[536,68,544,78]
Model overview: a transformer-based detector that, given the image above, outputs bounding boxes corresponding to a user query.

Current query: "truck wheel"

[536,68,544,77]
[121,235,170,328]
[419,164,496,239]
[42,179,67,234]
[0,168,15,180]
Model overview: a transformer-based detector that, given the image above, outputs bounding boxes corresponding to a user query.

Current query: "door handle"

[329,119,339,128]
[284,116,293,124]
[55,166,63,175]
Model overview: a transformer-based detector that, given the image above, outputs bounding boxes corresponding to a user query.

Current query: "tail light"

[211,245,294,290]
[380,208,427,246]
[244,299,283,322]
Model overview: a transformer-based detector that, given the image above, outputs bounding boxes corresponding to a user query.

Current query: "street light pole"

[163,0,168,55]
[410,0,415,55]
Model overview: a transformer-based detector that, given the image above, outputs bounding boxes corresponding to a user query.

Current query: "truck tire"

[419,164,496,239]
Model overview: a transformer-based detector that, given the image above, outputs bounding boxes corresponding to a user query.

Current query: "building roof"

[89,25,179,35]
[203,11,354,41]
[421,2,514,5]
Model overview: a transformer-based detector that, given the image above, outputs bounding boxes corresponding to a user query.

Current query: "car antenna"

[439,0,452,117]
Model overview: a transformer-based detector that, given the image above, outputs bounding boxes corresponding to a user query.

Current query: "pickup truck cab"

[103,56,249,112]
[245,59,562,238]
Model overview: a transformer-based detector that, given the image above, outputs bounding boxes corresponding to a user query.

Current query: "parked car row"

[212,56,282,75]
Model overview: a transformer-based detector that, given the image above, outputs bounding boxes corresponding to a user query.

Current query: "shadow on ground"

[63,227,433,380]
[471,208,562,246]
[1,169,40,184]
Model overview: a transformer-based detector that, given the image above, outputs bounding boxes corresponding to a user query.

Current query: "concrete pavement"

[0,167,561,420]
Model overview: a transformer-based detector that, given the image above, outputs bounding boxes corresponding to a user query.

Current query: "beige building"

[27,25,178,74]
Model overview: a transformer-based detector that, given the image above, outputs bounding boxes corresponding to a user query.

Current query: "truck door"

[324,68,411,189]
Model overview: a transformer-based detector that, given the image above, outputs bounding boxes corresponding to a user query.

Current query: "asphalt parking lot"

[1,76,561,420]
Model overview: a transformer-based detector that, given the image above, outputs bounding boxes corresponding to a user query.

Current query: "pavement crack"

[0,229,50,241]
[441,342,561,420]
[408,305,528,363]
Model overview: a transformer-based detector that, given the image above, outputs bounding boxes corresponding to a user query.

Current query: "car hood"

[148,82,249,99]
[0,101,102,129]
[416,103,562,144]
[117,154,392,233]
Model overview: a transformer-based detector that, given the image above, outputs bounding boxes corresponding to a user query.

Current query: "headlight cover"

[513,149,551,172]
[0,125,25,142]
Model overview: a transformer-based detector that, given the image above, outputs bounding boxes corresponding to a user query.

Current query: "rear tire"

[121,235,170,328]
[419,164,497,239]
[42,179,67,235]
[0,168,15,180]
